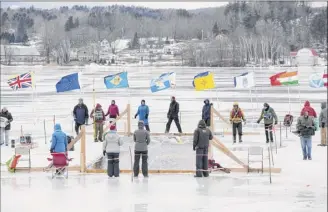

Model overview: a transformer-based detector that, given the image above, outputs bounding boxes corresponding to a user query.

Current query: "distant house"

[0,44,43,65]
[100,39,110,50]
[296,48,318,66]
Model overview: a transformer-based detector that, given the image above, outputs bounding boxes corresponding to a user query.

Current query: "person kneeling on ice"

[50,124,68,174]
[135,99,150,131]
[102,128,123,178]
[90,103,105,142]
[296,110,315,160]
[193,120,213,178]
[230,102,246,144]
[208,159,231,173]
[133,120,151,178]
[257,103,278,143]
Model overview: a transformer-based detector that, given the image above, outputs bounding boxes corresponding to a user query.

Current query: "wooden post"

[127,104,131,135]
[80,125,86,173]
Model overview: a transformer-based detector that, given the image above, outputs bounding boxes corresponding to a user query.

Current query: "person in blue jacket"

[202,99,212,127]
[134,100,150,131]
[50,123,68,153]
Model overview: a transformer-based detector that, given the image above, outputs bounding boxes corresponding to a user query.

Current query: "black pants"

[204,118,210,127]
[107,153,120,177]
[265,124,274,143]
[133,150,148,177]
[165,117,182,133]
[232,122,243,142]
[75,122,83,135]
[195,147,209,177]
[145,124,150,132]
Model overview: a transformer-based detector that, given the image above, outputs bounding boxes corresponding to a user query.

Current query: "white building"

[296,48,318,66]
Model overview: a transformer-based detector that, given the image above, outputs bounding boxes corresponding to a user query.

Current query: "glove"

[50,149,54,153]
[322,123,325,128]
[103,150,106,156]
[193,145,196,151]
[145,114,148,119]
[274,121,277,125]
[257,120,260,124]
[134,114,137,119]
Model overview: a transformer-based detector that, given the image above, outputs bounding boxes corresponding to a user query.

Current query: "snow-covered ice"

[0,65,327,211]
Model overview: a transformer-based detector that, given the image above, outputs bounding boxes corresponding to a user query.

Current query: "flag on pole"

[193,71,215,91]
[150,74,171,93]
[309,73,326,88]
[159,72,176,88]
[233,72,255,89]
[7,72,33,90]
[270,71,299,86]
[56,73,81,93]
[104,72,129,89]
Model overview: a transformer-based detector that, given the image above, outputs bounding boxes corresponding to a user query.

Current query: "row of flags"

[7,70,328,92]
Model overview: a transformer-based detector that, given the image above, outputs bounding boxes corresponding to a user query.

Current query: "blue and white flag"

[104,72,129,89]
[150,73,174,93]
[56,73,80,93]
[309,73,325,88]
[233,72,255,89]
[158,72,176,88]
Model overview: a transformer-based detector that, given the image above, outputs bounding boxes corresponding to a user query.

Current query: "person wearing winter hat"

[105,100,120,128]
[229,102,246,143]
[102,129,124,177]
[257,103,278,143]
[202,99,213,127]
[73,98,89,135]
[296,110,315,160]
[0,107,13,146]
[165,96,182,133]
[90,103,105,142]
[135,99,150,131]
[133,120,151,177]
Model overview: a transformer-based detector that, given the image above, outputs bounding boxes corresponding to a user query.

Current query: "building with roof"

[0,44,44,65]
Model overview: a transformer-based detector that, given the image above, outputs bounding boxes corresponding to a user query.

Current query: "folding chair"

[47,153,73,179]
[247,146,264,173]
[14,146,31,172]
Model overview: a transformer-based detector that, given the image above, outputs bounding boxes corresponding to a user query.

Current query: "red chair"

[47,153,73,179]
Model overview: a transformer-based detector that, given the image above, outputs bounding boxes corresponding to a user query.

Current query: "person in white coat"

[102,129,123,177]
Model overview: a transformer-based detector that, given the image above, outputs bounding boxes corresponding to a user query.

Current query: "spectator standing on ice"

[318,102,327,146]
[73,98,89,135]
[193,120,213,177]
[135,99,150,131]
[102,129,123,178]
[0,107,13,146]
[229,102,246,143]
[202,99,212,127]
[90,103,105,142]
[165,96,182,133]
[257,103,278,143]
[50,124,68,153]
[105,100,119,126]
[296,110,315,160]
[133,120,151,178]
[301,101,317,117]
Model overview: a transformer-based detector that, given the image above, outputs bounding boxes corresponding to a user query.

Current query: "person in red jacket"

[90,103,105,142]
[105,100,120,128]
[301,101,317,118]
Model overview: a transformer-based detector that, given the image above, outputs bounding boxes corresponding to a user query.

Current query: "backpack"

[94,110,103,121]
[283,114,293,127]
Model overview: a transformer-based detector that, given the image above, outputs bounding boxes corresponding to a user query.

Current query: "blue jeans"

[300,137,312,159]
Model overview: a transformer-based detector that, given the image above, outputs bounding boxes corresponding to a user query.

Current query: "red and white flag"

[323,73,327,87]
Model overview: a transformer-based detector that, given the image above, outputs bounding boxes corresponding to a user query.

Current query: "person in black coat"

[165,96,182,133]
[0,107,13,146]
[202,99,212,127]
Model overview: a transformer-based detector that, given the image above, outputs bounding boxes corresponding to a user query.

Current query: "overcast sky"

[1,1,326,10]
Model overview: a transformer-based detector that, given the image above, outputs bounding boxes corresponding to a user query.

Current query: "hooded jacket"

[133,121,151,151]
[105,101,119,117]
[202,99,212,120]
[167,99,179,118]
[193,120,213,149]
[90,104,105,123]
[135,102,150,125]
[296,115,315,138]
[0,110,13,130]
[230,104,245,123]
[301,101,317,118]
[50,124,68,153]
[319,102,327,125]
[257,104,278,125]
[103,130,123,153]
[73,103,89,124]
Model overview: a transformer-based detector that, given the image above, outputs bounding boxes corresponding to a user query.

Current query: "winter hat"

[141,99,145,104]
[96,103,101,109]
[171,96,176,100]
[78,98,83,103]
[233,102,238,106]
[111,100,115,104]
[2,107,7,112]
[264,103,269,108]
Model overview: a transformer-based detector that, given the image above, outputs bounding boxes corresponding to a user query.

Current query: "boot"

[238,135,242,143]
[233,135,236,144]
[94,139,98,142]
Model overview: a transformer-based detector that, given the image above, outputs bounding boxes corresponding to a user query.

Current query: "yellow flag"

[194,71,215,91]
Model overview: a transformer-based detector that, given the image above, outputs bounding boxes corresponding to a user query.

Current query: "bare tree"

[3,45,14,65]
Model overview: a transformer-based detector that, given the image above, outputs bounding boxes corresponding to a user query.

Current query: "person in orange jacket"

[229,102,246,143]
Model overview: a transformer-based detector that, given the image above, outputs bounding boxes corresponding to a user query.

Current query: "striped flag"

[270,71,299,86]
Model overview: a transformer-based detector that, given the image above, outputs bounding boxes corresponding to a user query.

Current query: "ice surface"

[1,65,327,211]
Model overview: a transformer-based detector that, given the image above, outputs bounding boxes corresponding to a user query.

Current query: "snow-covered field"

[0,65,327,211]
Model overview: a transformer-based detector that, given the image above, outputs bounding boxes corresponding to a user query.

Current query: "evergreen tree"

[15,18,27,43]
[212,22,219,37]
[131,32,140,49]
[74,17,79,28]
